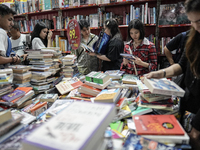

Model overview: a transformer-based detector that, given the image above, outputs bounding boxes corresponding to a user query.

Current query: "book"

[94,88,121,103]
[110,121,124,133]
[39,94,58,102]
[22,102,116,150]
[2,89,26,102]
[105,70,124,80]
[123,133,178,150]
[78,84,101,96]
[133,115,185,135]
[120,53,136,61]
[85,71,110,84]
[0,110,12,125]
[122,74,138,84]
[143,78,185,97]
[56,78,83,95]
[8,65,31,74]
[85,79,112,90]
[131,106,153,116]
[30,101,48,117]
[81,43,95,52]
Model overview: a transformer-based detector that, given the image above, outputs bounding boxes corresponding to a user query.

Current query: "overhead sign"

[67,19,81,50]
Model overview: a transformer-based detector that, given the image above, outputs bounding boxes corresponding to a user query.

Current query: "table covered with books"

[0,52,192,150]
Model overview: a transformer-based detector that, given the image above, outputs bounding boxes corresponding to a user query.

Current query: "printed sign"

[67,19,81,50]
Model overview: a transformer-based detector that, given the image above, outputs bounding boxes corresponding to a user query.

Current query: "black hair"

[12,21,20,30]
[185,0,200,13]
[105,19,122,39]
[127,19,145,41]
[0,4,16,16]
[31,22,48,47]
[78,19,90,30]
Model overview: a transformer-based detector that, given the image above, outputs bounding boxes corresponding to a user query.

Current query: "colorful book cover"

[2,90,26,102]
[133,115,185,135]
[123,133,178,150]
[143,78,185,97]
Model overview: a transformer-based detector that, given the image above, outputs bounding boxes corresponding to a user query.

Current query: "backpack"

[173,32,186,63]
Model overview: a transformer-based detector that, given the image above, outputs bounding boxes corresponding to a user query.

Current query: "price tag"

[67,19,81,50]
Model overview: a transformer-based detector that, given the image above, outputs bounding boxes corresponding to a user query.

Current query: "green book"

[110,121,124,133]
[131,106,153,116]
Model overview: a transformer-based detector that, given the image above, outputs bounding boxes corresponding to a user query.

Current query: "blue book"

[123,133,178,150]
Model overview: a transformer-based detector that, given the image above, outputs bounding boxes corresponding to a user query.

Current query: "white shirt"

[0,28,8,56]
[32,38,46,49]
[10,34,26,56]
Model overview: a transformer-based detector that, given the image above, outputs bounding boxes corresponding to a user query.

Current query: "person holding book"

[31,22,52,49]
[0,4,21,68]
[9,21,28,62]
[164,30,189,66]
[144,0,200,149]
[89,19,124,72]
[121,19,157,76]
[71,19,99,75]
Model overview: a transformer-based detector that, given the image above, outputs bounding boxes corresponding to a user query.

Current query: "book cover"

[94,88,121,103]
[123,133,178,150]
[2,90,26,102]
[22,102,116,150]
[133,115,185,135]
[122,74,138,85]
[143,78,185,97]
[120,53,136,61]
[131,106,153,116]
[0,110,12,125]
[39,94,58,102]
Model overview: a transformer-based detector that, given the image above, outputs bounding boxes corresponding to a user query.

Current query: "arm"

[145,63,182,79]
[164,46,174,65]
[0,55,21,65]
[89,52,111,61]
[47,31,52,48]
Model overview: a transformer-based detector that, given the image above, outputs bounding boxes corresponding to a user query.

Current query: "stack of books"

[60,54,77,78]
[9,65,31,87]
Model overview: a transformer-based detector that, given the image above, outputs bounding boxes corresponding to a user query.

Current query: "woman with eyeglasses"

[31,22,52,49]
[144,0,200,149]
[121,19,157,76]
[89,19,124,72]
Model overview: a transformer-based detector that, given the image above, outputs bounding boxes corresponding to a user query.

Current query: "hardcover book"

[133,115,185,135]
[143,78,185,97]
[2,90,26,102]
[22,102,116,150]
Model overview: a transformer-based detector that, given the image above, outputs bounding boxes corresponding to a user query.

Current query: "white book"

[143,77,185,97]
[85,79,112,90]
[22,102,116,150]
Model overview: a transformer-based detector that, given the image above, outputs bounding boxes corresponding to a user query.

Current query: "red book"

[133,115,185,135]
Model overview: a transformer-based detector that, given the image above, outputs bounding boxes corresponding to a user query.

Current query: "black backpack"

[173,32,187,63]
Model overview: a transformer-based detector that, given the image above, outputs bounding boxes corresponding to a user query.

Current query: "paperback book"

[143,78,185,97]
[2,89,26,102]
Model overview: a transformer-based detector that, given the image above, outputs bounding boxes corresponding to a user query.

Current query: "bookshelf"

[13,0,191,66]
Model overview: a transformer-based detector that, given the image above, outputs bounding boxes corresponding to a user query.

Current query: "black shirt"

[179,50,200,131]
[101,35,124,72]
[166,30,189,63]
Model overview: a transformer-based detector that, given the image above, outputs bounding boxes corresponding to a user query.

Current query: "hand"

[47,30,52,40]
[188,127,200,149]
[14,56,21,64]
[89,52,96,56]
[143,70,164,80]
[123,58,129,65]
[21,54,28,61]
[133,56,143,66]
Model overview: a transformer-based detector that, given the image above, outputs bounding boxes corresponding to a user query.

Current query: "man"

[0,4,21,68]
[71,19,99,75]
[164,30,190,65]
[9,21,28,61]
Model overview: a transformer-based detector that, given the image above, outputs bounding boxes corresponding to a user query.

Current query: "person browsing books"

[144,0,200,149]
[89,19,124,72]
[31,22,52,49]
[71,19,99,75]
[9,21,29,62]
[164,30,189,66]
[121,19,157,76]
[0,4,21,69]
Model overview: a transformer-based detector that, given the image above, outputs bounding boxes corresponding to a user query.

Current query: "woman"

[121,19,157,76]
[71,19,99,75]
[89,19,124,72]
[145,0,200,149]
[31,22,52,49]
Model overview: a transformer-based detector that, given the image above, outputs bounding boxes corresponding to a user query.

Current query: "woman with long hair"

[31,22,52,49]
[89,19,124,72]
[144,0,200,149]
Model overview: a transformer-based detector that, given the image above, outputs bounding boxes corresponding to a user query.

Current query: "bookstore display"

[0,0,194,149]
